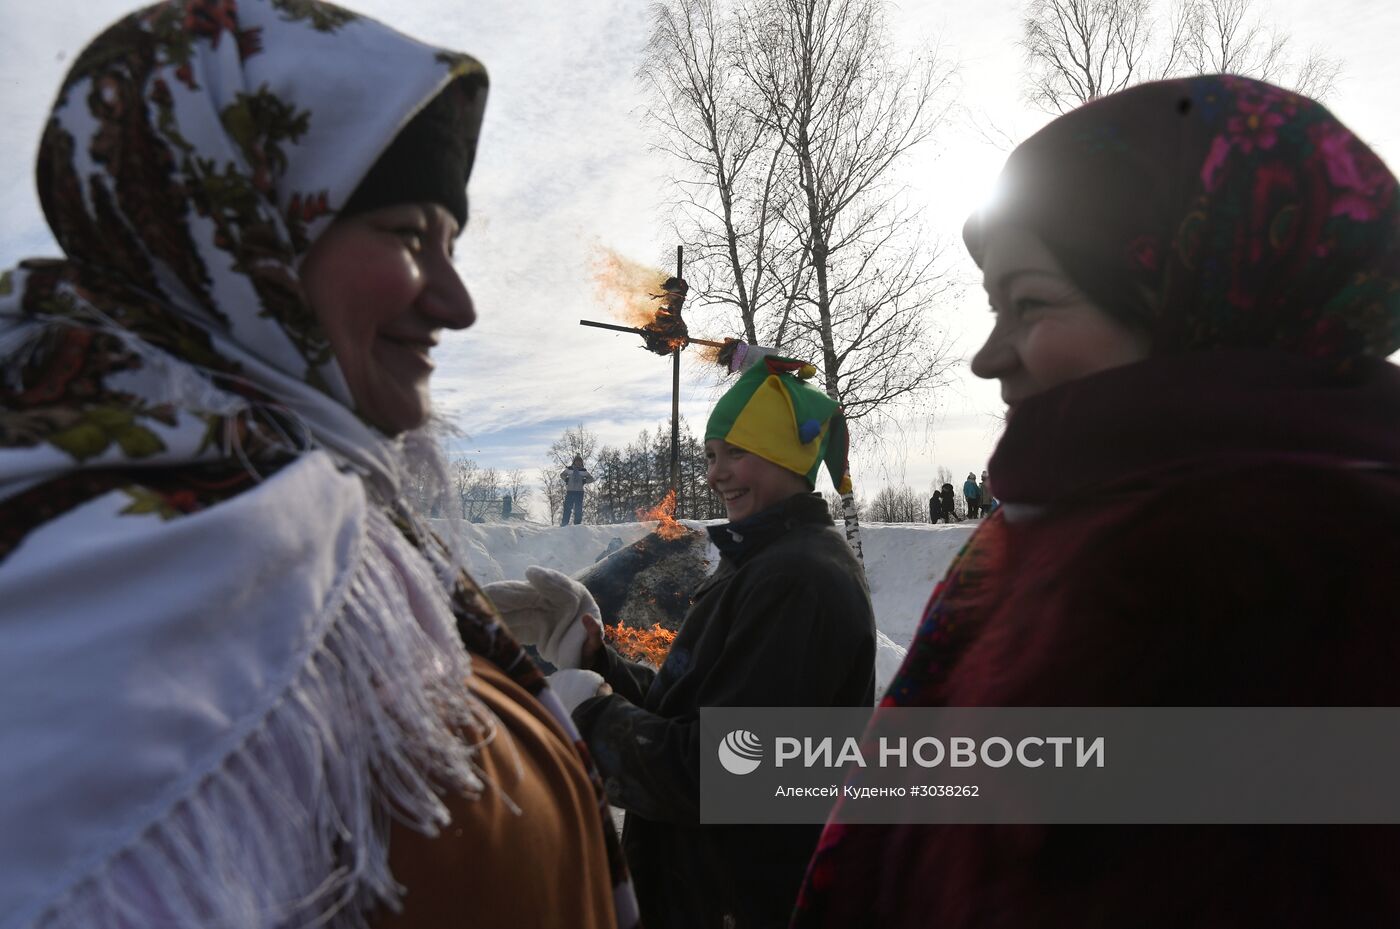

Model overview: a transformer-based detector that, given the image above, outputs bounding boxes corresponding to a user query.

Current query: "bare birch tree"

[641,0,808,344]
[737,0,958,559]
[1180,0,1341,97]
[642,0,959,562]
[1023,0,1165,113]
[1023,0,1340,114]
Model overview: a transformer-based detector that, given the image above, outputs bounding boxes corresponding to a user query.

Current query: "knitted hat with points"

[705,355,852,494]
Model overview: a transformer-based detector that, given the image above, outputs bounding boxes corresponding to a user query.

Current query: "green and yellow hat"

[704,355,852,494]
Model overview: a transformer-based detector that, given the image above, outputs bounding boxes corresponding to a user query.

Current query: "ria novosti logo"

[718,729,764,775]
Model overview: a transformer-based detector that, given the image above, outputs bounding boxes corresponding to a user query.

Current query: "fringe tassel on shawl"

[33,508,498,929]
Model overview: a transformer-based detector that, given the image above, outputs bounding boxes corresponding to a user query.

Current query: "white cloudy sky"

[2,0,1396,514]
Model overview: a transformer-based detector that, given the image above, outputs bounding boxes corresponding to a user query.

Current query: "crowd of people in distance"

[931,470,996,523]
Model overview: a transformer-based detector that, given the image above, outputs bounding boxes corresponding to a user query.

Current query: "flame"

[591,245,668,328]
[637,489,688,540]
[605,622,677,667]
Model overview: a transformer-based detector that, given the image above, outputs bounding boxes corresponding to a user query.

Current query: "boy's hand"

[581,613,605,667]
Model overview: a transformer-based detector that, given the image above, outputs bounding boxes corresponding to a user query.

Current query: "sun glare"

[935,143,1008,230]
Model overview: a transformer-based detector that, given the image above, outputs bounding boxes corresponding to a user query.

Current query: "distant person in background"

[938,482,958,522]
[978,470,994,516]
[928,491,940,524]
[560,454,594,525]
[962,472,981,518]
[794,74,1400,928]
[488,355,876,929]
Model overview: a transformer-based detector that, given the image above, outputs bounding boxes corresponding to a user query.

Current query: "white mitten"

[482,565,599,669]
[547,669,607,716]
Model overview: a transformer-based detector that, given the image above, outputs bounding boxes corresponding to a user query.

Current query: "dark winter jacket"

[939,485,956,516]
[794,352,1400,929]
[574,492,876,929]
[928,495,939,524]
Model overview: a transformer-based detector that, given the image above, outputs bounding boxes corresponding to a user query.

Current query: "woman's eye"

[392,227,426,251]
[1013,297,1049,315]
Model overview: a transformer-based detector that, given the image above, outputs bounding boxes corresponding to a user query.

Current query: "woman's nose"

[422,252,475,331]
[970,322,1013,381]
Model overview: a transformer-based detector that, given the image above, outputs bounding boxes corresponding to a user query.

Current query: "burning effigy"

[639,276,689,354]
[581,246,726,356]
[574,490,712,667]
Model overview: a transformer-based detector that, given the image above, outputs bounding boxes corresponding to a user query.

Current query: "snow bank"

[443,517,980,694]
[440,520,655,585]
[857,521,977,646]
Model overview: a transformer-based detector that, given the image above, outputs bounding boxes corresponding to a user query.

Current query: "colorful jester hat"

[705,355,853,495]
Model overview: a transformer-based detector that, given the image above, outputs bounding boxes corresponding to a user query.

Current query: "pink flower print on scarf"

[1227,108,1286,154]
[1202,81,1298,191]
[1309,120,1398,222]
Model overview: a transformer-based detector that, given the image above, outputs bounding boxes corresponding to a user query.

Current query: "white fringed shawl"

[0,452,493,929]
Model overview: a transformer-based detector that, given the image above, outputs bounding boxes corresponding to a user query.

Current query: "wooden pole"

[670,246,683,505]
[577,318,724,348]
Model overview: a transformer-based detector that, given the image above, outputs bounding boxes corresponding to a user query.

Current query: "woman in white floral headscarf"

[0,1,638,927]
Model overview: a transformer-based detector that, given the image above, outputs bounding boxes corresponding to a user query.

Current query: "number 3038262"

[912,785,979,798]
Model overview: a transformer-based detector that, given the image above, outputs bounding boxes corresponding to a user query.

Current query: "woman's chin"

[358,384,432,436]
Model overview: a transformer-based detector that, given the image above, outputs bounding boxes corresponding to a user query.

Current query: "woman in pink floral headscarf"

[793,74,1400,929]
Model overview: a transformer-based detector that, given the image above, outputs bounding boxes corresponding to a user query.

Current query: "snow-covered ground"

[446,517,979,693]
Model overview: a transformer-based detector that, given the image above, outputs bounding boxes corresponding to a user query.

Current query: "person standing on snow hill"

[793,74,1400,929]
[978,470,994,516]
[560,453,594,525]
[962,472,981,518]
[938,482,958,522]
[486,354,876,929]
[0,3,638,927]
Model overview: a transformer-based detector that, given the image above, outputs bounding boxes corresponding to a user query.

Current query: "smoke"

[590,244,668,328]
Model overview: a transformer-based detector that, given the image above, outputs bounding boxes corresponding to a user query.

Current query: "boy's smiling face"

[705,440,809,522]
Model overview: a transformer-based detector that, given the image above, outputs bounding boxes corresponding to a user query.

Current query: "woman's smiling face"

[300,202,474,435]
[971,226,1150,408]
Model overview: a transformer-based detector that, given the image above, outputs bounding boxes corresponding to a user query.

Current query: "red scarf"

[792,351,1400,928]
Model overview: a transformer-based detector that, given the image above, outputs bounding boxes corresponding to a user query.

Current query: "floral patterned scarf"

[1,0,487,527]
[965,74,1398,368]
[0,2,638,927]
